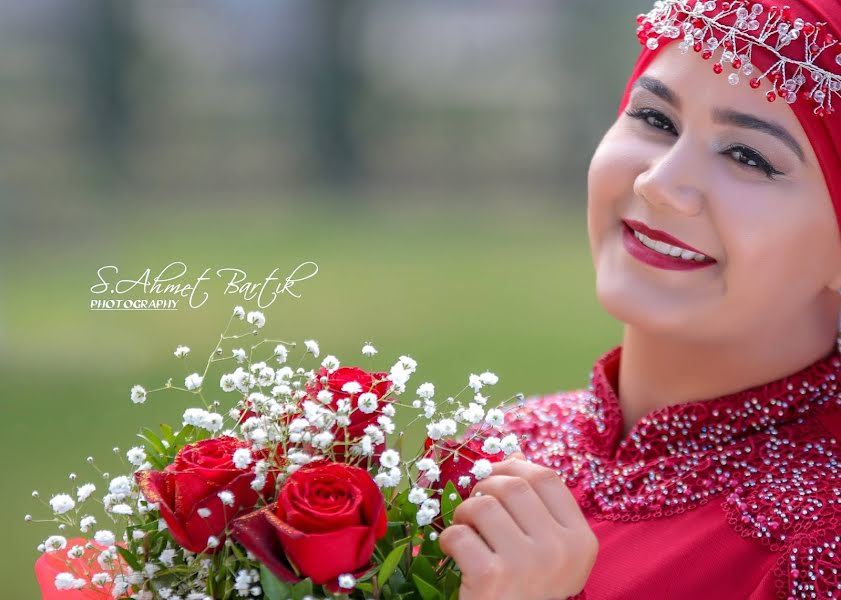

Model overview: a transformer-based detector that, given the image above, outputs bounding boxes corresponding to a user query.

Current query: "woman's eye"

[623,107,783,180]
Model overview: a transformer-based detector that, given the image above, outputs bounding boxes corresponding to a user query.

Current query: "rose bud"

[305,366,394,464]
[231,459,387,592]
[135,436,277,554]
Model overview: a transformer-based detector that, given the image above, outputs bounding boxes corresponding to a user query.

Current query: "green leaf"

[410,555,437,587]
[378,543,409,588]
[441,481,463,528]
[115,546,141,571]
[140,427,167,455]
[259,565,292,600]
[290,578,313,599]
[412,574,443,600]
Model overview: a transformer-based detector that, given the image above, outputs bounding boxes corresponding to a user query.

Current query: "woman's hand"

[438,451,598,600]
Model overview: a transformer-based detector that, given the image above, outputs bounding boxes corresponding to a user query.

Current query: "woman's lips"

[621,222,717,271]
[622,219,710,256]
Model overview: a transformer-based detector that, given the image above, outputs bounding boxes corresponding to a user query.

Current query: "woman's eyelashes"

[624,107,785,180]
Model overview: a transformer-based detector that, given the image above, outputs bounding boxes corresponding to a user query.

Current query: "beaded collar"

[507,343,841,527]
[582,344,841,463]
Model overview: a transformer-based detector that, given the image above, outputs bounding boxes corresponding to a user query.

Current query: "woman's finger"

[490,455,586,529]
[469,474,561,540]
[450,492,529,552]
[438,523,496,580]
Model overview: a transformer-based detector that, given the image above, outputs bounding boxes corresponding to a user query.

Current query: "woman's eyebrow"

[632,75,807,165]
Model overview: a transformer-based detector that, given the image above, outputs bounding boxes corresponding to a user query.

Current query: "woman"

[438,1,841,599]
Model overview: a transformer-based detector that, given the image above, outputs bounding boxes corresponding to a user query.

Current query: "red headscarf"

[618,0,841,234]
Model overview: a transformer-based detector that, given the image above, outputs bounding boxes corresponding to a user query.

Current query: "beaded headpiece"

[636,1,841,117]
[619,0,841,239]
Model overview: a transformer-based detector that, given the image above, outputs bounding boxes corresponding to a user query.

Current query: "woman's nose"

[633,139,706,216]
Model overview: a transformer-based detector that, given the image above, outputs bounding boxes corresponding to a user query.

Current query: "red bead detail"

[636,14,646,24]
[713,63,723,74]
[749,77,761,89]
[824,33,835,45]
[702,50,713,60]
[804,23,815,35]
[694,41,703,53]
[724,40,734,51]
[816,108,826,117]
[766,91,777,102]
[732,58,742,69]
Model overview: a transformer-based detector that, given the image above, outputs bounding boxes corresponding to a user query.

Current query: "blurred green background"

[1,0,651,596]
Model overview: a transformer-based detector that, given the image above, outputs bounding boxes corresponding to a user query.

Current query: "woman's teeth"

[632,229,710,262]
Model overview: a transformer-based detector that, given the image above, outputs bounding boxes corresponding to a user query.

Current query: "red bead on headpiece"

[636,0,841,117]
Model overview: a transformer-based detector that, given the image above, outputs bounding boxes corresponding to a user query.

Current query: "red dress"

[502,345,841,600]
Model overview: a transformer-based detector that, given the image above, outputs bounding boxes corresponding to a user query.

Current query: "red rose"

[417,436,507,495]
[135,436,276,554]
[231,459,387,591]
[305,366,393,463]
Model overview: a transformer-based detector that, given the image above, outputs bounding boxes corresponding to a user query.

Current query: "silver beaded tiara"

[636,0,841,117]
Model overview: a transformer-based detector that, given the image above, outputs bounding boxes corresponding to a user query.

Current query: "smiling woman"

[438,1,841,599]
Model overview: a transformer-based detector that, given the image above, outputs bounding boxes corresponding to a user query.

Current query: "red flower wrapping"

[135,436,276,554]
[305,366,394,463]
[231,459,387,591]
[35,538,125,599]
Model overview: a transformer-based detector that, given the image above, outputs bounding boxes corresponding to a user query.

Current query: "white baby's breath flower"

[80,516,96,532]
[485,408,505,428]
[479,371,499,385]
[379,449,400,469]
[233,448,252,470]
[159,547,177,567]
[55,573,84,590]
[458,475,472,488]
[218,491,235,507]
[408,487,428,504]
[321,355,340,372]
[361,343,377,357]
[357,392,378,414]
[246,311,265,328]
[130,385,147,405]
[220,373,237,392]
[126,447,147,467]
[316,389,333,405]
[232,348,247,363]
[481,437,502,454]
[274,344,288,364]
[381,403,396,417]
[207,536,220,549]
[76,483,96,503]
[49,494,75,515]
[470,459,493,480]
[304,339,320,358]
[184,373,204,391]
[416,382,435,400]
[311,431,334,449]
[500,433,521,455]
[108,476,132,498]
[94,530,116,547]
[197,508,211,518]
[174,345,191,358]
[233,306,245,319]
[110,504,133,515]
[341,381,362,395]
[468,374,484,392]
[91,572,112,586]
[338,574,356,590]
[44,535,67,552]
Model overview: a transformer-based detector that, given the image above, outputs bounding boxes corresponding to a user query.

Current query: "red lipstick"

[621,221,716,271]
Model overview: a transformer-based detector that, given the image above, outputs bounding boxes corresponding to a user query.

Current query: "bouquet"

[28,306,525,600]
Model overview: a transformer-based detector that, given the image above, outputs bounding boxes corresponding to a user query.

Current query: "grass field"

[2,198,621,598]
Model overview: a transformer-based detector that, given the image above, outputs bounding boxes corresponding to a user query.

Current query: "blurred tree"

[303,0,362,189]
[73,0,137,184]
